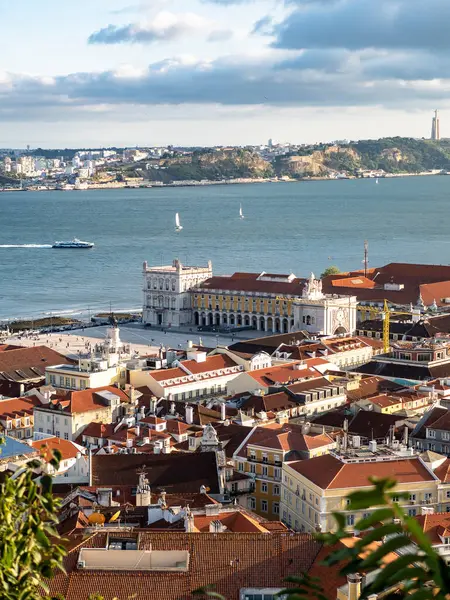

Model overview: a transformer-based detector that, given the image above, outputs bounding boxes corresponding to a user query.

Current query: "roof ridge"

[325,456,346,489]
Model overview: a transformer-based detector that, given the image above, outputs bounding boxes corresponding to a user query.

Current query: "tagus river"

[1,176,450,321]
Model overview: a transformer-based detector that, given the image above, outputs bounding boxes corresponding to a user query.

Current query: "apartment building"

[233,424,335,520]
[0,395,42,440]
[33,386,130,441]
[128,351,243,400]
[280,446,440,532]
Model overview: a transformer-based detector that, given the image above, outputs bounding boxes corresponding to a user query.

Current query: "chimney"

[185,405,194,425]
[184,506,195,532]
[220,403,226,421]
[159,489,167,508]
[301,422,311,435]
[126,438,133,448]
[347,574,362,600]
[135,425,140,437]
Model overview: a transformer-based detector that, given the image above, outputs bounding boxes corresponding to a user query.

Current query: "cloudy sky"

[1,0,448,147]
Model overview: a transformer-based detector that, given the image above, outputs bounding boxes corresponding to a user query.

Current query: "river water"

[1,176,449,320]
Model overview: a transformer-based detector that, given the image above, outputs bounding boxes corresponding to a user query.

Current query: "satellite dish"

[88,512,105,525]
[109,510,121,523]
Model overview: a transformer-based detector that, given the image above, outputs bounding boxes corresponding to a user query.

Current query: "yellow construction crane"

[360,299,414,353]
[277,295,413,354]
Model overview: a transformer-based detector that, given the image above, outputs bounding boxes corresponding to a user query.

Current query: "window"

[250,463,256,474]
[238,462,244,472]
[410,494,416,502]
[55,430,60,438]
[261,482,268,494]
[273,484,280,496]
[273,502,279,515]
[295,519,299,530]
[64,432,69,440]
[346,514,355,526]
[274,468,281,479]
[261,500,268,512]
[392,495,400,503]
[408,508,417,516]
[428,429,436,438]
[65,377,70,387]
[262,466,268,477]
[446,491,450,499]
[444,432,450,441]
[38,427,43,433]
[249,497,256,510]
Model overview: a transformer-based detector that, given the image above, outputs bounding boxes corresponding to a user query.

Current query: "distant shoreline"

[0,170,447,192]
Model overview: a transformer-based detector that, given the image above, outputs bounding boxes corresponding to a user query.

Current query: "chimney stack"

[185,405,194,425]
[347,574,362,600]
[220,403,226,421]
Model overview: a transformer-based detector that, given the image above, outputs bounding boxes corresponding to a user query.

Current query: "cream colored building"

[45,326,128,391]
[280,449,441,533]
[33,386,130,441]
[128,350,243,401]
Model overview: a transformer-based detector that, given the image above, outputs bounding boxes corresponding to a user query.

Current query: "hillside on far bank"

[111,138,450,182]
[274,137,450,178]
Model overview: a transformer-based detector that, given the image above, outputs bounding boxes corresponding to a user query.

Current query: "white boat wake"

[0,244,52,248]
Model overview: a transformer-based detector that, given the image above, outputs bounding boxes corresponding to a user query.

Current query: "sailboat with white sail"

[175,213,183,231]
[239,204,245,219]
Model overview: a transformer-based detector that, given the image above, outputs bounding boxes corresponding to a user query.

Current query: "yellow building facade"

[236,444,283,520]
[193,291,294,333]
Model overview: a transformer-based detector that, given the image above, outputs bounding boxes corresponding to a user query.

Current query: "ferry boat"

[52,238,94,249]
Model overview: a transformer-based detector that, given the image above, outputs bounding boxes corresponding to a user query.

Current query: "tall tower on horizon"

[431,109,440,141]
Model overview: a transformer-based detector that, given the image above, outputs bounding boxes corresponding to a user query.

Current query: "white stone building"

[291,274,358,336]
[142,259,212,327]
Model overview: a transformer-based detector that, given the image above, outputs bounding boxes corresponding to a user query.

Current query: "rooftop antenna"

[363,240,369,278]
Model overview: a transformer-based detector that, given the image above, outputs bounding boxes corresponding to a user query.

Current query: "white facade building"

[143,259,212,327]
[292,274,357,336]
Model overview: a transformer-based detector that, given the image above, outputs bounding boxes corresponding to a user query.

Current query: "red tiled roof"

[434,458,450,483]
[165,419,192,435]
[0,395,42,419]
[248,361,325,387]
[415,512,450,544]
[80,422,115,439]
[149,354,239,383]
[48,531,321,600]
[331,276,377,289]
[47,386,129,415]
[31,436,83,462]
[288,454,436,489]
[0,346,73,382]
[140,415,166,425]
[198,273,307,295]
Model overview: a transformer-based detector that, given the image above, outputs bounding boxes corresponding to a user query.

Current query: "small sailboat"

[375,178,379,184]
[175,213,183,231]
[239,204,245,219]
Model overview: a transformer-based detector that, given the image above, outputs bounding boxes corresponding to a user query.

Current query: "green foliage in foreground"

[0,446,66,600]
[280,477,450,600]
[197,478,450,600]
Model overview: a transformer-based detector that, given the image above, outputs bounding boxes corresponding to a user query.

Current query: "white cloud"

[88,10,232,45]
